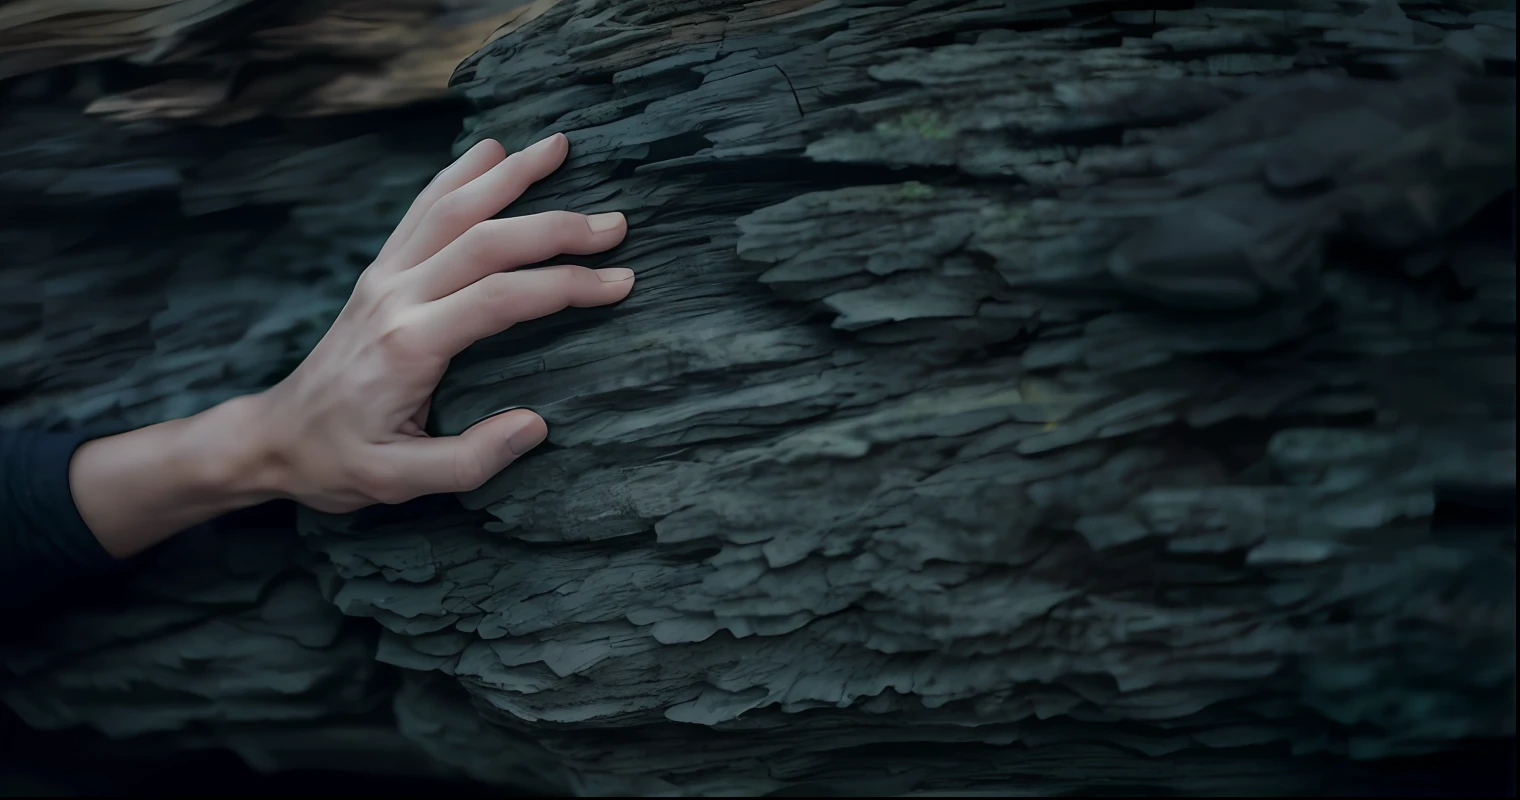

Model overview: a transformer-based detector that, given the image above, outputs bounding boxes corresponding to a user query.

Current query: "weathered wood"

[2,0,1515,796]
[0,1,532,117]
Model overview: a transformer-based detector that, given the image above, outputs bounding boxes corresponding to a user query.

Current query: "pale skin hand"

[69,133,632,558]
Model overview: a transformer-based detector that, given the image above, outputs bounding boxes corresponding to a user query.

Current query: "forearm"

[69,395,284,559]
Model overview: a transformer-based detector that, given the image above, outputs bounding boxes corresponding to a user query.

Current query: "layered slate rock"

[1,0,1514,795]
[0,0,536,429]
[295,0,1517,794]
[0,0,496,776]
[1,521,382,741]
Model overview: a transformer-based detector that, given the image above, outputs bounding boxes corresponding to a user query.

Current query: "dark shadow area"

[0,705,540,797]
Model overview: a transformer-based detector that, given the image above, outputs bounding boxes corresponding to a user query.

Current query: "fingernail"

[597,267,635,283]
[507,422,547,457]
[587,212,625,233]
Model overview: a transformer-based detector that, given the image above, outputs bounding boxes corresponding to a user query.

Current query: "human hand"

[66,133,630,559]
[248,133,632,513]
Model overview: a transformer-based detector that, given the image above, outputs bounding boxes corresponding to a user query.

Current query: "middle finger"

[405,209,628,302]
[388,132,572,273]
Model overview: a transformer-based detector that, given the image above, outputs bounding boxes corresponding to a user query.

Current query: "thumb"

[381,408,548,498]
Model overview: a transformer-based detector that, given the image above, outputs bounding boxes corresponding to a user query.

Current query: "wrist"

[69,393,291,559]
[185,393,291,508]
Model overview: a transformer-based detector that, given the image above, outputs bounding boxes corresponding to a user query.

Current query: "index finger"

[385,132,571,274]
[411,264,636,357]
[372,138,506,271]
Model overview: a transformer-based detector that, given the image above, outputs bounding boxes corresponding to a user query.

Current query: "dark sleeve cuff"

[0,428,127,610]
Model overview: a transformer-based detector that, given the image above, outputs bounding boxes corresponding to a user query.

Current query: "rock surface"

[0,0,484,777]
[3,0,1516,796]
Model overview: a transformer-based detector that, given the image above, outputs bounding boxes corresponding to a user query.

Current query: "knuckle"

[350,269,385,305]
[352,269,402,306]
[429,191,476,229]
[476,272,513,303]
[482,139,508,160]
[375,309,426,354]
[500,148,527,171]
[456,219,499,260]
[452,449,493,492]
[552,265,588,292]
[374,308,451,369]
[546,210,589,244]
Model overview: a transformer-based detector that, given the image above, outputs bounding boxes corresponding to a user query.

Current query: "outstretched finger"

[407,210,628,302]
[387,133,571,274]
[416,264,635,357]
[373,139,506,271]
[377,409,548,498]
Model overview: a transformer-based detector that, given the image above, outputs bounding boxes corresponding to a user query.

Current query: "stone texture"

[313,0,1516,793]
[0,0,477,777]
[2,0,1515,796]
